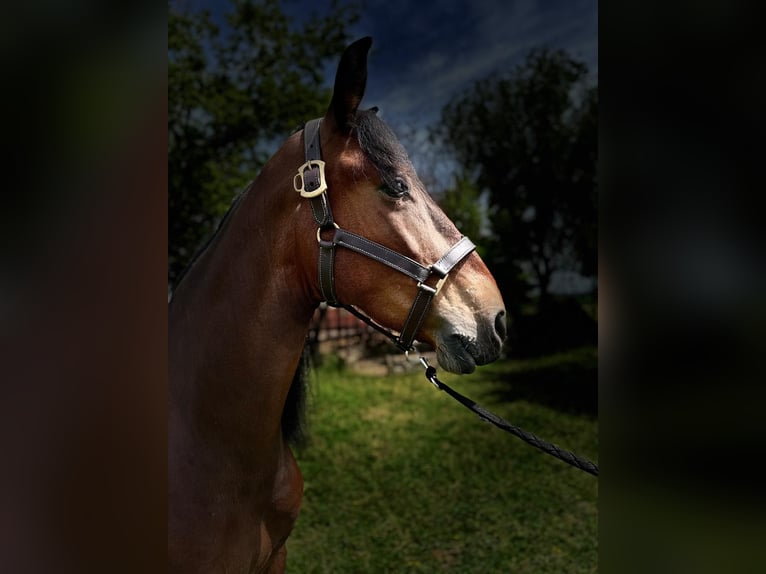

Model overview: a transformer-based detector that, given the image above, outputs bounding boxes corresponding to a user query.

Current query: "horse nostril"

[494,310,507,341]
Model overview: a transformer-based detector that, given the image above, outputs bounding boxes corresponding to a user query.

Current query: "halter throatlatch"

[294,118,476,352]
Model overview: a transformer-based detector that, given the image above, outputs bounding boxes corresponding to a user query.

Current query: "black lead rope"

[418,357,599,477]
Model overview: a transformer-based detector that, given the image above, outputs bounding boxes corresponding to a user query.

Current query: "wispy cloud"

[356,0,597,126]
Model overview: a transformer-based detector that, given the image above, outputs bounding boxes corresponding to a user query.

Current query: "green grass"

[288,347,598,573]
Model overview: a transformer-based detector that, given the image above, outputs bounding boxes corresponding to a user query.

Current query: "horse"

[169,37,507,573]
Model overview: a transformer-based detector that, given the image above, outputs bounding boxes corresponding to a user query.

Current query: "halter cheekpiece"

[294,118,476,352]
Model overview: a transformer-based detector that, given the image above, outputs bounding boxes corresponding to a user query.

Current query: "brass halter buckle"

[294,159,327,198]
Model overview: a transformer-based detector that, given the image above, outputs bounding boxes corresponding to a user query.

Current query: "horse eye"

[381,177,408,198]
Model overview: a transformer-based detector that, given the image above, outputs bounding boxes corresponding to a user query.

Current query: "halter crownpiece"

[297,118,476,352]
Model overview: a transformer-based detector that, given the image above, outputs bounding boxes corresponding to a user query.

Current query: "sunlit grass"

[289,347,598,573]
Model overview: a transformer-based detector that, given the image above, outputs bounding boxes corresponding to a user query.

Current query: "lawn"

[288,346,598,573]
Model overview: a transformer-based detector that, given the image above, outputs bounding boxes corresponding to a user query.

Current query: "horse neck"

[170,141,317,455]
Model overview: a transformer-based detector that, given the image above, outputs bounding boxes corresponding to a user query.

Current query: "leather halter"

[294,118,476,352]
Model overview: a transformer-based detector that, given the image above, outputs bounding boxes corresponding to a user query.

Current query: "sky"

[191,0,597,129]
[342,0,597,126]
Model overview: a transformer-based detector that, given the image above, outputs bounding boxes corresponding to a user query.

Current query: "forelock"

[350,110,413,183]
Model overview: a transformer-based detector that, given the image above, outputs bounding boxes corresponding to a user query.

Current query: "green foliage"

[290,348,598,572]
[435,49,598,309]
[168,0,360,283]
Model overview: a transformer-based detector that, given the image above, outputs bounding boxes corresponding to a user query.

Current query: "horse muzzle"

[435,309,506,374]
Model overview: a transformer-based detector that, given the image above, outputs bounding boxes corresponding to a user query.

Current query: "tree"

[168,0,359,284]
[435,49,597,311]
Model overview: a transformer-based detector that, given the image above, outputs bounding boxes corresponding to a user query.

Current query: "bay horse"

[169,37,506,573]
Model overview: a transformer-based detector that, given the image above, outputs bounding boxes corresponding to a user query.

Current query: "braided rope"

[423,364,599,477]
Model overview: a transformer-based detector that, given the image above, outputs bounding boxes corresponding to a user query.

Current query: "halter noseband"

[294,118,476,352]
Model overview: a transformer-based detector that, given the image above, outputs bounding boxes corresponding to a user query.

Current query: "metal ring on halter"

[405,347,423,363]
[316,222,340,243]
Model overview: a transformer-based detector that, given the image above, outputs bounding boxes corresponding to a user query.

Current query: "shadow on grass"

[476,348,598,418]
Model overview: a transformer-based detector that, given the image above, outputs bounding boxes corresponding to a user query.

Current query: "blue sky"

[189,0,597,129]
[346,0,597,126]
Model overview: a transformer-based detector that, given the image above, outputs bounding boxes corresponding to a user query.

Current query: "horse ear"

[328,37,372,133]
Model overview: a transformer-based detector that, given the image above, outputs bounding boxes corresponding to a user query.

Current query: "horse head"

[292,37,506,373]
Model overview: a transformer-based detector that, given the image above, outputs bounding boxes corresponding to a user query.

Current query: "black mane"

[351,109,414,189]
[282,345,310,447]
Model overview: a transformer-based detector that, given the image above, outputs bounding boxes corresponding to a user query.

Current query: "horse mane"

[282,344,310,447]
